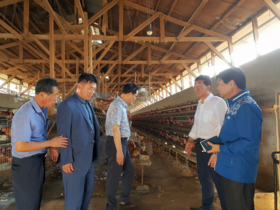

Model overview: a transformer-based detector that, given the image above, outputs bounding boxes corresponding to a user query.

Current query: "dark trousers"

[62,164,95,210]
[196,150,227,210]
[106,137,135,210]
[222,176,255,210]
[11,154,46,210]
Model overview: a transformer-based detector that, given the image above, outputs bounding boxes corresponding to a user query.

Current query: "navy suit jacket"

[57,93,100,171]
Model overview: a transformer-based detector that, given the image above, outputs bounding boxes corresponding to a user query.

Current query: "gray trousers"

[222,176,255,210]
[12,154,46,210]
[106,137,135,210]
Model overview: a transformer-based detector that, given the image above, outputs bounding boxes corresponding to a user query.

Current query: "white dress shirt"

[188,93,227,140]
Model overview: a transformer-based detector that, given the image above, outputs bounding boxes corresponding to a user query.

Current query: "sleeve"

[219,104,261,155]
[188,111,198,140]
[109,104,123,127]
[13,114,32,143]
[57,102,73,166]
[215,99,227,128]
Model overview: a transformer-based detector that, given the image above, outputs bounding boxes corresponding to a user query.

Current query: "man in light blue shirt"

[11,78,68,210]
[105,83,139,210]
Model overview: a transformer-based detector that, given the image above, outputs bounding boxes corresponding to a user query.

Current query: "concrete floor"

[0,135,223,210]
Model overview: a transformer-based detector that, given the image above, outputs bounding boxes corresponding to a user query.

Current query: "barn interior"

[0,0,280,209]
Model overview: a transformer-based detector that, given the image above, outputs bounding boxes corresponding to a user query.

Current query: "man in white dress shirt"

[185,75,227,210]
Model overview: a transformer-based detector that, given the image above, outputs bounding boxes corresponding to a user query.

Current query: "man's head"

[121,83,139,104]
[76,73,98,100]
[193,75,211,99]
[216,67,246,99]
[35,78,59,108]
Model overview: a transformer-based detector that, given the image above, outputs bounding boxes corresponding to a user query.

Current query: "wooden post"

[76,58,79,78]
[119,40,122,64]
[148,45,151,66]
[228,38,234,66]
[61,40,66,100]
[180,74,184,90]
[42,63,45,77]
[89,31,93,73]
[18,80,22,95]
[211,51,216,76]
[197,60,202,74]
[19,41,23,63]
[84,12,88,72]
[118,64,121,91]
[189,74,192,87]
[49,16,55,78]
[23,0,29,34]
[252,18,259,57]
[119,0,123,41]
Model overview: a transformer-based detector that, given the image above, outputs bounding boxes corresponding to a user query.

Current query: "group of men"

[186,67,263,210]
[10,66,263,210]
[11,73,138,210]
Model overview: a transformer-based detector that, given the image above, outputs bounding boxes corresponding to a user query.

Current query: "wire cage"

[127,102,135,110]
[0,116,12,171]
[135,86,152,102]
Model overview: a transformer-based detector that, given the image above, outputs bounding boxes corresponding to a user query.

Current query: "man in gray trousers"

[105,83,139,210]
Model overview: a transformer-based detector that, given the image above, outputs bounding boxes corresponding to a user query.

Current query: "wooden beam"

[23,0,29,34]
[263,0,280,21]
[0,42,19,50]
[66,83,78,97]
[74,0,84,17]
[0,20,22,40]
[197,60,202,74]
[84,12,89,72]
[204,42,232,67]
[180,62,196,78]
[141,64,144,78]
[34,0,67,34]
[0,75,16,89]
[107,74,118,87]
[118,64,121,91]
[177,26,195,40]
[66,41,84,56]
[61,40,66,100]
[91,41,115,71]
[122,44,148,63]
[123,64,138,75]
[159,83,171,95]
[124,12,160,41]
[88,0,119,26]
[49,16,55,78]
[160,14,165,42]
[21,81,36,95]
[169,76,182,90]
[228,38,234,66]
[0,0,23,8]
[118,41,122,64]
[252,18,260,57]
[89,33,93,73]
[148,45,151,66]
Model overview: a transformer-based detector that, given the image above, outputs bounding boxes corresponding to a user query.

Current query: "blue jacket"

[57,93,100,171]
[216,89,263,184]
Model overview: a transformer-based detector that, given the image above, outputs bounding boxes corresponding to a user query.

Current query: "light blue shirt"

[105,96,130,138]
[11,98,49,158]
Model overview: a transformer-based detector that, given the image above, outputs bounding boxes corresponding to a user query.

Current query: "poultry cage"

[0,114,12,171]
[136,86,151,102]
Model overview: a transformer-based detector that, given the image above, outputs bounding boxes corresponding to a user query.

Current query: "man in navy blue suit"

[57,73,100,210]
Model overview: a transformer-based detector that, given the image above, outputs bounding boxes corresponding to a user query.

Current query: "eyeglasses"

[193,84,205,89]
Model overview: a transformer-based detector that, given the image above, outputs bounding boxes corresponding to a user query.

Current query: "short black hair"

[78,73,99,84]
[216,67,246,90]
[122,83,139,94]
[35,78,59,95]
[195,75,211,86]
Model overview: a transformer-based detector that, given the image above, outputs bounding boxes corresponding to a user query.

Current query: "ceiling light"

[147,23,153,36]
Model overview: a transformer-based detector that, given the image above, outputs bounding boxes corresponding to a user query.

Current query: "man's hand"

[130,141,136,149]
[207,142,220,153]
[50,136,68,148]
[184,141,195,155]
[62,163,74,173]
[208,153,217,168]
[48,148,59,162]
[116,151,124,165]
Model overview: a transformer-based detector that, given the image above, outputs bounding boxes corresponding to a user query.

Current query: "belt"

[196,138,205,143]
[108,136,129,140]
[22,153,46,159]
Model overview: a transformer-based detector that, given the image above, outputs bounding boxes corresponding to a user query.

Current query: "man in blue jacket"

[57,73,100,210]
[207,67,263,210]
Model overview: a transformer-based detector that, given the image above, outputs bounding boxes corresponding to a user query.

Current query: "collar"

[227,89,250,104]
[198,93,213,104]
[30,98,47,118]
[117,96,127,108]
[75,92,87,104]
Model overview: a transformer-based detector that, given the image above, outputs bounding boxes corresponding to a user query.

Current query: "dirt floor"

[0,135,224,210]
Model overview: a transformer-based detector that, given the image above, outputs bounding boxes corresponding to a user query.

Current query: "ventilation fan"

[136,86,151,101]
